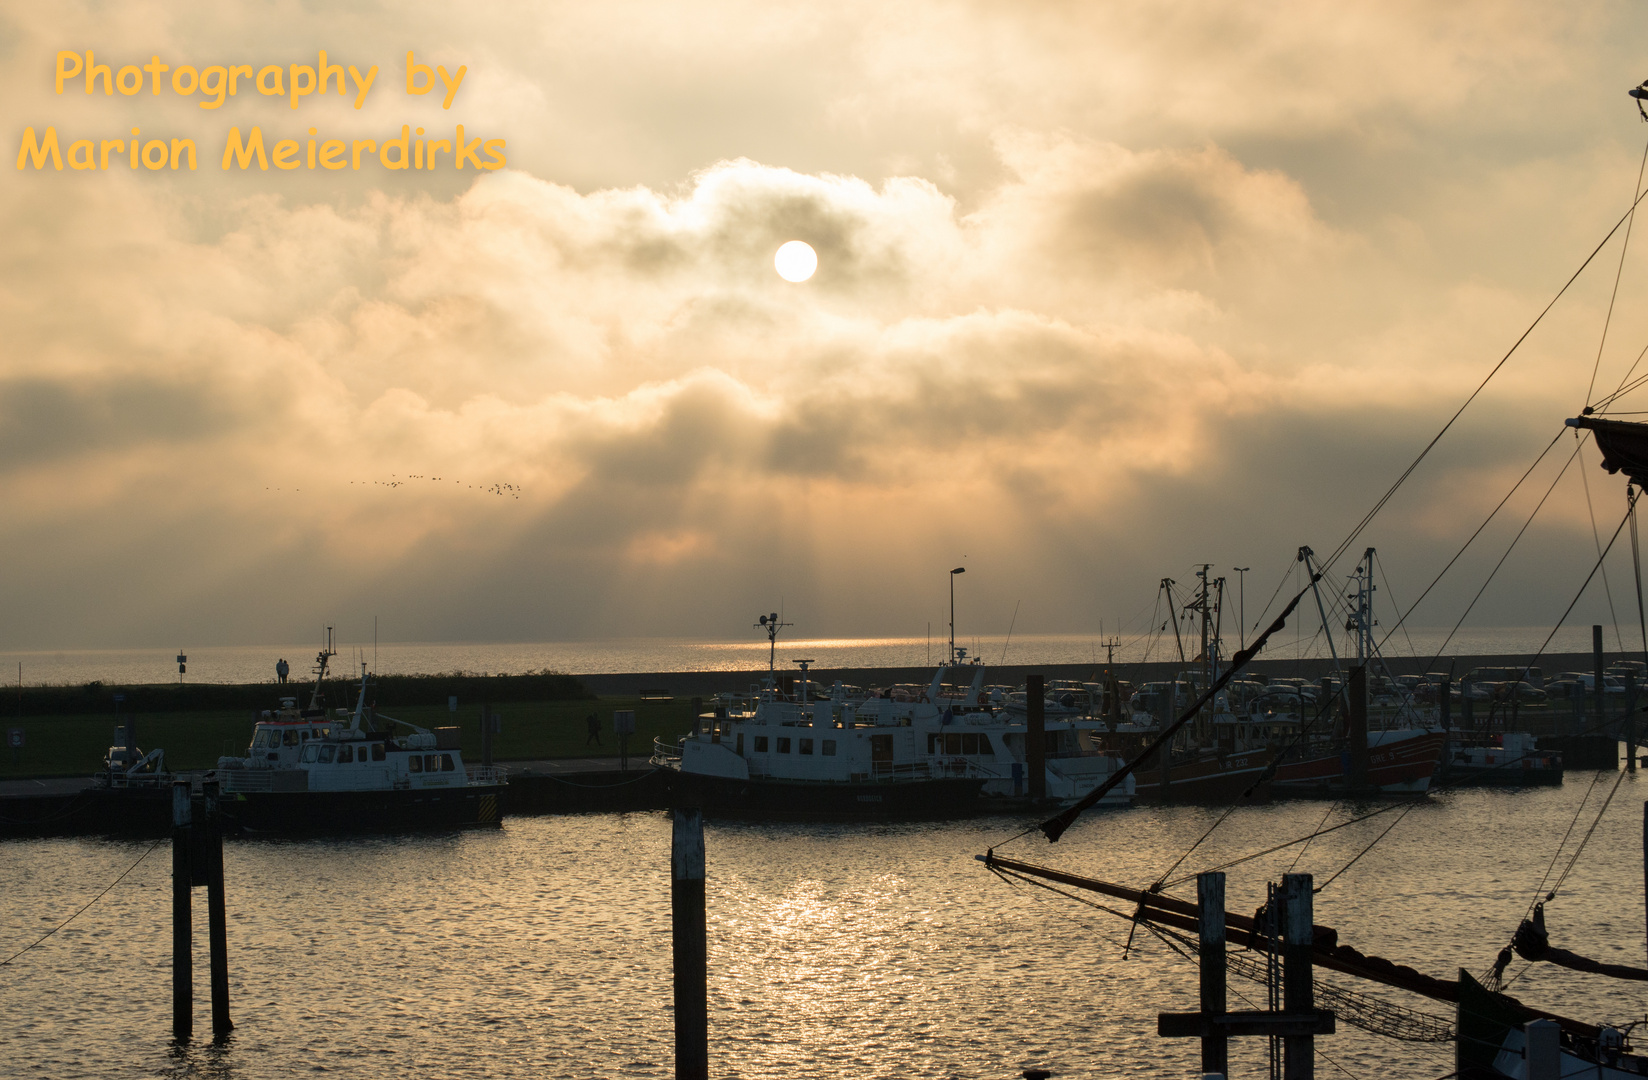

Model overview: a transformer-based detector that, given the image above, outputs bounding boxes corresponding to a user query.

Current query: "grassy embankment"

[0,672,702,778]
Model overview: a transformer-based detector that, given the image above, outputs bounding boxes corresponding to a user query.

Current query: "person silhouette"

[585,713,602,746]
[276,658,289,684]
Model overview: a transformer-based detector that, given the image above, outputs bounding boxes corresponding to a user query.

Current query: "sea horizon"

[0,623,1637,687]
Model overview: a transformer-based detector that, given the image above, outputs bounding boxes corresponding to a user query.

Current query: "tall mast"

[755,612,790,689]
[308,626,336,713]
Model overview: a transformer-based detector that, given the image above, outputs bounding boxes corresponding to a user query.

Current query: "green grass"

[0,697,701,778]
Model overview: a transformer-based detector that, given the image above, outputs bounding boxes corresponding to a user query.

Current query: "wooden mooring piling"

[1158,871,1335,1079]
[171,779,232,1043]
[671,807,708,1080]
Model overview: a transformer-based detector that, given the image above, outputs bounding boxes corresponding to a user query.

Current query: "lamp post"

[1233,568,1250,650]
[949,567,966,665]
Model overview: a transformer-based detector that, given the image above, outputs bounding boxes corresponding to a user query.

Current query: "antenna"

[755,611,792,684]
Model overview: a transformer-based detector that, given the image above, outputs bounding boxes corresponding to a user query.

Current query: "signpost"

[614,710,636,771]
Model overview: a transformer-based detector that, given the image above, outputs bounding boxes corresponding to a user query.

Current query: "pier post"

[171,780,193,1043]
[1282,873,1315,1080]
[672,808,708,1080]
[1626,672,1637,774]
[1347,669,1368,789]
[1197,872,1227,1077]
[1439,676,1452,781]
[202,782,233,1040]
[1161,680,1176,803]
[1595,625,1606,735]
[1027,674,1046,802]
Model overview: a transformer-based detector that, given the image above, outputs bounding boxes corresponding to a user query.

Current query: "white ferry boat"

[654,656,1135,817]
[211,642,505,833]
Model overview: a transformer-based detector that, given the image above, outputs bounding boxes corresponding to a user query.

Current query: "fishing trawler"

[210,634,505,832]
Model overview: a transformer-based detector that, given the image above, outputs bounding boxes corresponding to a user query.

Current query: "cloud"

[0,1,1643,650]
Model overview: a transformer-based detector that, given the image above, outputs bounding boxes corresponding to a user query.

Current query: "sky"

[7,1,1648,653]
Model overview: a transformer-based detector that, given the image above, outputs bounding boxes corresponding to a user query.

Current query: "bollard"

[672,808,708,1080]
[202,782,233,1039]
[1027,674,1046,802]
[171,781,193,1043]
[1197,872,1227,1077]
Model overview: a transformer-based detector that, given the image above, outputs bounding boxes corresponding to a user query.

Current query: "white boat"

[210,638,505,832]
[655,652,1135,816]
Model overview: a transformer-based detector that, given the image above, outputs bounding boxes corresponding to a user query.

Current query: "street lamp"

[1233,567,1250,650]
[949,567,966,665]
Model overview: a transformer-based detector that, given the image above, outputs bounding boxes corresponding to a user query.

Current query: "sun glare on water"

[774,240,818,282]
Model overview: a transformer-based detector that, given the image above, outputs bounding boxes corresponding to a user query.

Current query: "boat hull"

[1133,749,1275,804]
[218,784,505,834]
[1272,731,1445,795]
[670,770,988,819]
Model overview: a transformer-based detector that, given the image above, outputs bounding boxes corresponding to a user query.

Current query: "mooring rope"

[0,837,165,968]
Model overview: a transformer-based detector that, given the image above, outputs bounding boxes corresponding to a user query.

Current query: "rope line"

[1585,133,1648,406]
[0,837,165,968]
[1321,183,1648,580]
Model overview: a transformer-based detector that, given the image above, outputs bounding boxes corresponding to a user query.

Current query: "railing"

[220,769,275,793]
[466,765,508,785]
[651,735,684,766]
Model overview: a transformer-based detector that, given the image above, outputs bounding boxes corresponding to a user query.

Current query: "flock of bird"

[347,474,522,498]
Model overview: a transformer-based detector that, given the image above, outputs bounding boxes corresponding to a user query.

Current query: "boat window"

[409,755,423,773]
[317,745,336,763]
[440,754,455,772]
[754,736,769,752]
[822,740,836,756]
[777,738,791,753]
[284,730,301,747]
[300,743,320,762]
[800,739,814,755]
[425,754,440,772]
[945,733,962,755]
[372,743,386,761]
[736,734,744,755]
[338,745,353,763]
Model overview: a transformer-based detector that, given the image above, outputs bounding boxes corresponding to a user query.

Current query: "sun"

[774,240,818,282]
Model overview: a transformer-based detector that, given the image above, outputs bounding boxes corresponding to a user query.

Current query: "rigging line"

[1374,431,1568,661]
[1322,184,1648,578]
[1372,551,1421,663]
[1594,344,1648,410]
[1578,438,1627,652]
[1151,801,1247,893]
[999,600,1021,665]
[1289,800,1342,875]
[1,837,165,968]
[1161,796,1418,891]
[1587,133,1648,406]
[1249,561,1299,643]
[985,865,1141,955]
[1313,800,1422,895]
[1417,436,1585,669]
[1548,757,1630,900]
[1526,764,1608,919]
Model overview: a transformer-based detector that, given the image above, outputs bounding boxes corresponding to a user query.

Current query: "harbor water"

[5,777,1648,1078]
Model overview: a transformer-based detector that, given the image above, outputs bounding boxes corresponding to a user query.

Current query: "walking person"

[276,658,289,684]
[585,713,602,746]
